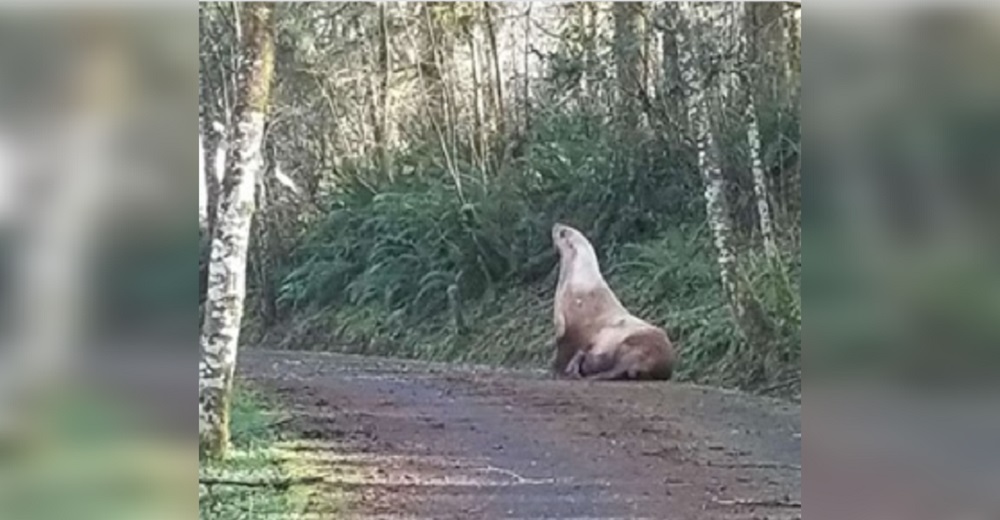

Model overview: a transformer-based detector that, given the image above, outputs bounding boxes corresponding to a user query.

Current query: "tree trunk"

[199,119,224,319]
[199,126,209,320]
[252,143,279,331]
[522,3,532,136]
[198,30,215,318]
[584,2,602,107]
[675,6,772,349]
[378,2,393,180]
[745,84,777,259]
[784,5,801,105]
[613,2,645,135]
[484,3,505,142]
[658,3,686,133]
[469,22,487,175]
[199,129,207,233]
[199,1,275,461]
[746,2,786,107]
[577,3,598,109]
[791,7,801,85]
[575,4,589,99]
[740,4,778,260]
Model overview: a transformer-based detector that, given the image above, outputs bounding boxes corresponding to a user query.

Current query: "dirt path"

[240,349,800,520]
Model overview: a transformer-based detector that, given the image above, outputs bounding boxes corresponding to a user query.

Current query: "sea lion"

[550,223,675,381]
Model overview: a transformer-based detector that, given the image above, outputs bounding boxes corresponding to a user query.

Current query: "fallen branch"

[758,375,801,394]
[199,475,324,488]
[713,497,801,508]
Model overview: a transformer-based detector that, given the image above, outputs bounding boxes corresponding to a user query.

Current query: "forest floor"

[240,348,801,520]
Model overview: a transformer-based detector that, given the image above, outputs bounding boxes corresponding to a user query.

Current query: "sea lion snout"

[552,223,565,243]
[552,222,573,242]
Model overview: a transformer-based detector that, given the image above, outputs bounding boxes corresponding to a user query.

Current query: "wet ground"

[240,349,801,519]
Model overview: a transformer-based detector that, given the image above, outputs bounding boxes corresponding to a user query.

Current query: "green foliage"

[276,112,701,320]
[264,106,800,393]
[201,0,803,397]
[609,228,799,387]
[199,386,330,520]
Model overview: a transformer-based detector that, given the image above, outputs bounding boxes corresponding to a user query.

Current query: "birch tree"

[200,1,275,460]
[199,130,206,234]
[739,4,778,260]
[675,5,772,348]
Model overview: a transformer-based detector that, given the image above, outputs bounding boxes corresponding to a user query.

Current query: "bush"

[261,107,801,392]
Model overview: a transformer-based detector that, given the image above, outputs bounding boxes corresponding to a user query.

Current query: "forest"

[198,1,801,393]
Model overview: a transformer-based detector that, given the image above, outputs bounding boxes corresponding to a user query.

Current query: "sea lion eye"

[559,229,568,239]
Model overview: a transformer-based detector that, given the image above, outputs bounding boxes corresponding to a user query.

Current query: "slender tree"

[613,1,645,137]
[200,1,276,460]
[522,3,533,135]
[199,122,209,320]
[467,12,487,174]
[784,4,802,243]
[739,4,778,260]
[657,3,687,135]
[675,5,772,350]
[784,3,801,105]
[484,3,505,141]
[377,2,393,180]
[199,129,207,236]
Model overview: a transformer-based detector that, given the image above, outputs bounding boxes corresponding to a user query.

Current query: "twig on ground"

[713,496,802,508]
[199,475,325,488]
[268,416,295,429]
[758,375,801,394]
[481,465,557,485]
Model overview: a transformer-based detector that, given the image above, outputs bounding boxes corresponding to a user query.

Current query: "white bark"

[745,87,777,260]
[675,8,738,307]
[741,4,778,260]
[784,6,801,104]
[212,121,227,189]
[199,130,207,233]
[200,2,273,459]
[676,6,772,347]
[199,111,265,456]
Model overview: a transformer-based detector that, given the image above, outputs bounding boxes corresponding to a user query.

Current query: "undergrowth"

[253,107,801,393]
[199,385,347,519]
[262,225,800,391]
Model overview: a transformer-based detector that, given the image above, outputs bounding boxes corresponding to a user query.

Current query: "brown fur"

[550,223,675,381]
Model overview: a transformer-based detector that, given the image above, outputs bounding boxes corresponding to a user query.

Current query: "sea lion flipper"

[563,349,587,379]
[583,365,630,381]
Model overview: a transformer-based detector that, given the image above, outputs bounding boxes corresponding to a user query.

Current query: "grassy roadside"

[199,384,350,519]
[258,232,801,396]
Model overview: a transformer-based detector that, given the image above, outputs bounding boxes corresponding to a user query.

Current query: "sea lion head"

[552,222,600,274]
[552,222,585,258]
